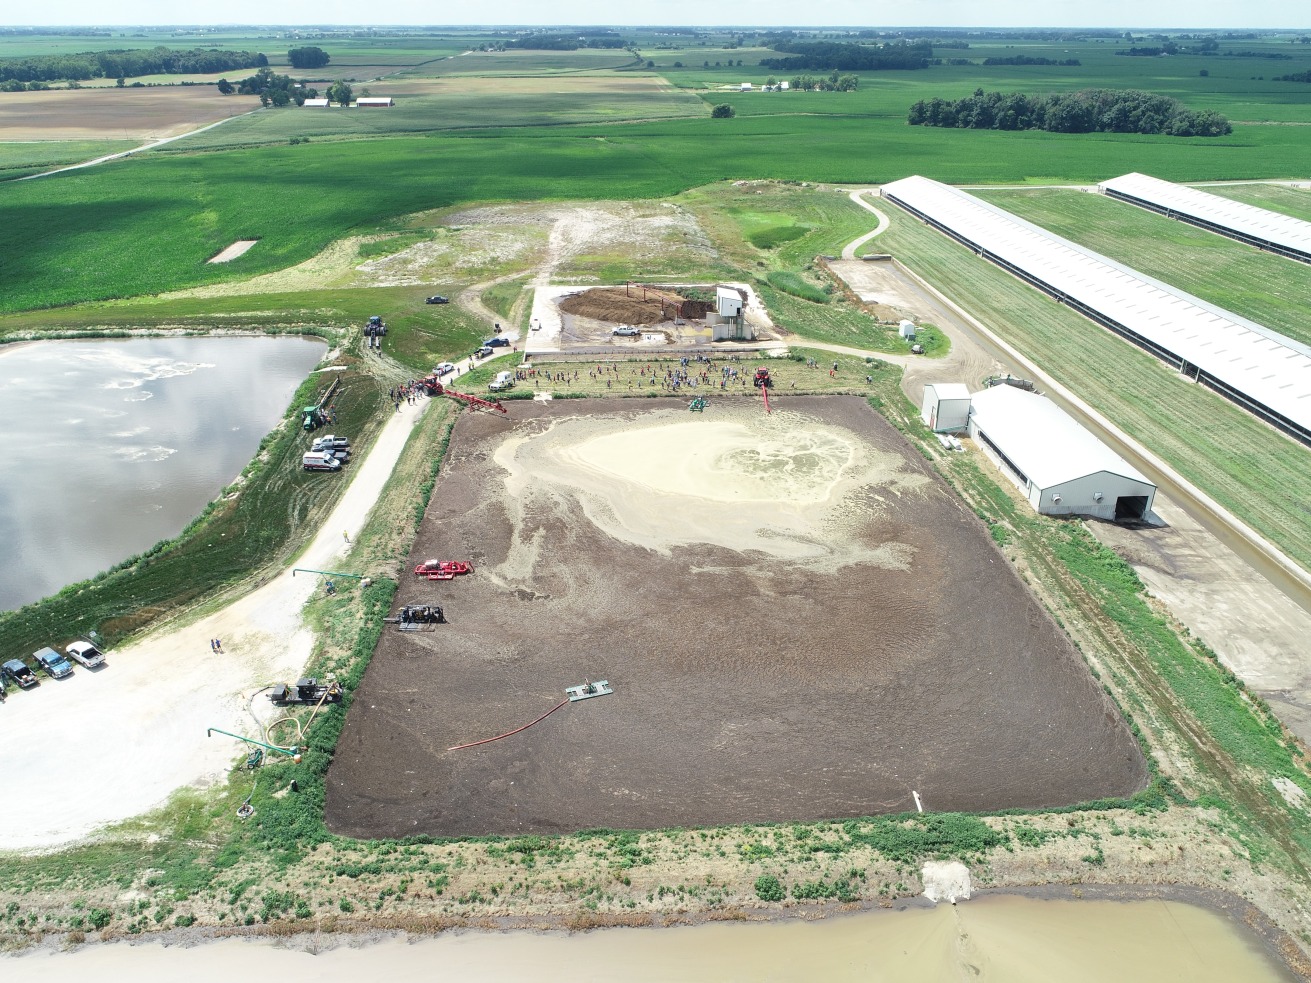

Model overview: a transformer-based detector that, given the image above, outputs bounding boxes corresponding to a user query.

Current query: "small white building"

[967,385,1156,521]
[356,96,394,107]
[779,80,790,90]
[302,97,330,108]
[709,285,754,341]
[739,82,752,91]
[715,285,743,319]
[921,383,971,432]
[899,319,917,340]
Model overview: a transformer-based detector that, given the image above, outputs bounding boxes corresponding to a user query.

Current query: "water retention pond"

[0,335,326,611]
[2,896,1295,981]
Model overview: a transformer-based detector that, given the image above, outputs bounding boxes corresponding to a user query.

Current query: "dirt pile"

[558,286,685,326]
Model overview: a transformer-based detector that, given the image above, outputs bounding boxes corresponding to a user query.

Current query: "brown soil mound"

[558,287,684,326]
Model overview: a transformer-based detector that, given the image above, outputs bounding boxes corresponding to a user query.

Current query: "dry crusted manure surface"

[325,397,1147,838]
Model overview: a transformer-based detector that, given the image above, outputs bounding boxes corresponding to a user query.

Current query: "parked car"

[426,295,449,305]
[1,658,38,689]
[433,362,456,376]
[65,641,106,669]
[612,325,642,337]
[311,435,350,451]
[34,647,74,679]
[473,346,495,359]
[489,370,514,392]
[484,337,511,348]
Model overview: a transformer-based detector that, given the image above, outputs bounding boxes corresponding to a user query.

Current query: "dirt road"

[0,396,432,849]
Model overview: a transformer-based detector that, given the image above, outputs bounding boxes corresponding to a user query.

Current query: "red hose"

[447,698,570,751]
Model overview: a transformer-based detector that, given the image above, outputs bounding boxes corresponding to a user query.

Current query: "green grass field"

[975,187,1311,347]
[877,208,1311,573]
[8,111,1311,315]
[0,139,135,178]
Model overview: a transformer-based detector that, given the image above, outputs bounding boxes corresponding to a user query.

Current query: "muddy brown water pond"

[1,897,1294,981]
[0,336,325,611]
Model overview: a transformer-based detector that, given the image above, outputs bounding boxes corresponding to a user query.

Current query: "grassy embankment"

[876,206,1311,577]
[976,186,1311,349]
[3,364,1309,959]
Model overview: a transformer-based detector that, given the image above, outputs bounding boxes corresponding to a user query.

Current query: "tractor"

[752,367,772,388]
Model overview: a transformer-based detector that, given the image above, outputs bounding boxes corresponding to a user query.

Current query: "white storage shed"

[716,285,744,318]
[356,96,394,107]
[921,383,971,432]
[899,319,917,340]
[967,386,1156,521]
[302,97,330,108]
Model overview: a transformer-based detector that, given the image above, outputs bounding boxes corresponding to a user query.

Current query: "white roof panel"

[928,382,971,401]
[969,385,1153,489]
[1100,172,1311,258]
[881,175,1311,435]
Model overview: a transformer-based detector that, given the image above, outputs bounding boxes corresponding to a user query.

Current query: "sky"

[5,1,1307,30]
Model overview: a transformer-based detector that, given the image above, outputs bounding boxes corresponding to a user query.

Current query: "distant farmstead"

[356,97,394,107]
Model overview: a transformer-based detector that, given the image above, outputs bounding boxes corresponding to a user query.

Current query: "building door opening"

[1115,495,1149,521]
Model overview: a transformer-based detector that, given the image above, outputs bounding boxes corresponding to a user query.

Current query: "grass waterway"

[0,336,325,610]
[1,896,1293,982]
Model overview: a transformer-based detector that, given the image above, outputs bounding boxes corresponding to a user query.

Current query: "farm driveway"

[0,396,432,849]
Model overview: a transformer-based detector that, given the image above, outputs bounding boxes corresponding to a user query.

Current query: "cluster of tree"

[759,40,931,72]
[0,78,51,91]
[1221,50,1293,60]
[0,46,265,84]
[1275,70,1311,82]
[217,67,332,107]
[907,87,1233,137]
[981,56,1081,66]
[785,72,859,91]
[711,103,735,118]
[287,46,330,69]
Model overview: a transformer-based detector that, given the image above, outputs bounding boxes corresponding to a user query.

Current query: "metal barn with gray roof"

[1099,172,1311,265]
[967,386,1156,521]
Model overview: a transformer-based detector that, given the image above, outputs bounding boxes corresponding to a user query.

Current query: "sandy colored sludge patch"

[326,397,1148,839]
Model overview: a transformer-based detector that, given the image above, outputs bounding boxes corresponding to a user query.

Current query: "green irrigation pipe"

[207,727,301,760]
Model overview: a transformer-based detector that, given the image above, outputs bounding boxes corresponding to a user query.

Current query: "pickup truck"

[1,658,38,689]
[66,641,106,669]
[34,647,74,679]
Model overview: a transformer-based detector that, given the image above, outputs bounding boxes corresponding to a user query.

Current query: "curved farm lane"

[20,110,262,181]
[841,189,889,259]
[0,395,433,850]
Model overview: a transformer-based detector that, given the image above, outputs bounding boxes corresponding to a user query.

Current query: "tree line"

[1275,70,1311,82]
[759,40,931,72]
[0,46,266,84]
[981,56,1081,66]
[783,72,859,91]
[907,88,1233,136]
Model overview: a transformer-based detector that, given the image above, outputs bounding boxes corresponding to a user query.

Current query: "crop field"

[11,108,1311,316]
[1207,182,1311,224]
[415,48,640,76]
[0,139,135,178]
[163,75,708,150]
[0,86,260,141]
[876,208,1311,574]
[326,397,1146,838]
[974,187,1311,348]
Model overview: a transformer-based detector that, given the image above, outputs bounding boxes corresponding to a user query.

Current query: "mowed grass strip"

[975,187,1311,348]
[877,211,1311,574]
